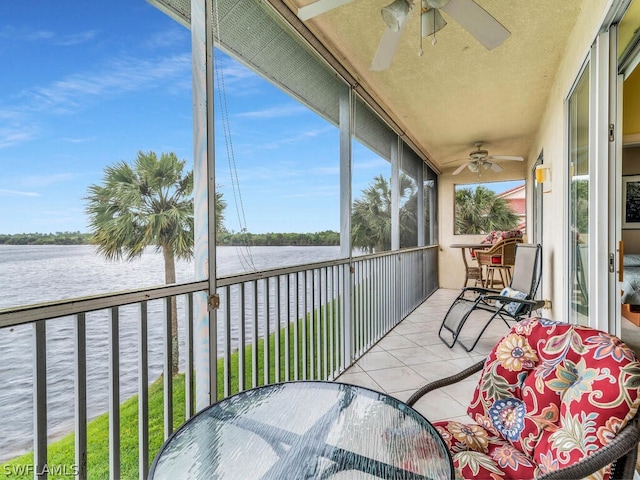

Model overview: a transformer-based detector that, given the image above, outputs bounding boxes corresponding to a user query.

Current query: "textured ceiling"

[281,0,591,172]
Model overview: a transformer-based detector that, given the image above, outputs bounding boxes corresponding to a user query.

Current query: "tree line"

[0,232,93,245]
[218,230,339,246]
[0,230,339,246]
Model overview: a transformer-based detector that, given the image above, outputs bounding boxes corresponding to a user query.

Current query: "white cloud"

[22,173,77,188]
[18,53,192,115]
[0,126,38,149]
[0,189,39,197]
[0,26,97,46]
[54,30,99,46]
[237,104,307,119]
[61,136,96,144]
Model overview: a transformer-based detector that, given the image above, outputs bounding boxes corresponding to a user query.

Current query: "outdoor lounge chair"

[438,243,543,352]
[407,318,640,480]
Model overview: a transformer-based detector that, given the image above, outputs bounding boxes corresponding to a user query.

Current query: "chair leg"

[486,268,494,288]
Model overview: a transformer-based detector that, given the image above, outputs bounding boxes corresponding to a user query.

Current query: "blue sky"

[0,2,194,234]
[0,1,520,236]
[0,1,392,235]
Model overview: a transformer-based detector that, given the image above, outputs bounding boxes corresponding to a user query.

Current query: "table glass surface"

[150,381,453,480]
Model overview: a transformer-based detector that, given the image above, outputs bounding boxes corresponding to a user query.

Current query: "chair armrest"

[535,420,640,480]
[406,360,485,407]
[483,296,544,310]
[461,286,500,296]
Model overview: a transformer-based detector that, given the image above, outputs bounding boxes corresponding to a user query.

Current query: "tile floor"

[336,288,510,424]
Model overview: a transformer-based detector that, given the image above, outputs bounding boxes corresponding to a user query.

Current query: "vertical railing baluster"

[75,313,87,480]
[305,269,316,379]
[285,275,291,381]
[163,297,173,440]
[364,260,370,347]
[312,269,319,379]
[329,265,335,377]
[357,261,363,351]
[385,256,390,332]
[275,277,281,383]
[321,268,328,380]
[293,273,300,380]
[224,286,232,396]
[263,278,271,386]
[109,307,120,480]
[252,280,259,388]
[138,301,149,480]
[338,264,343,371]
[301,271,307,380]
[239,282,246,392]
[359,263,364,351]
[371,258,376,341]
[33,320,47,480]
[185,293,194,419]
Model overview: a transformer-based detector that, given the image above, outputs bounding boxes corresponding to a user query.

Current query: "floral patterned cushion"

[453,318,640,479]
[432,419,538,479]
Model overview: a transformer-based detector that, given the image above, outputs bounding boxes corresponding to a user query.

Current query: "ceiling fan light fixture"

[426,0,449,8]
[468,162,479,173]
[381,0,410,32]
[421,3,447,38]
[482,162,491,171]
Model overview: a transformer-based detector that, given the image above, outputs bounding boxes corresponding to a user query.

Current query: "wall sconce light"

[535,164,552,193]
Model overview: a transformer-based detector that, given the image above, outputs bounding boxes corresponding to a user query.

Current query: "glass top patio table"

[149,380,453,479]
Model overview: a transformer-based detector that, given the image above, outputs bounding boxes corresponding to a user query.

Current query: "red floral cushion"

[432,420,538,479]
[464,318,640,479]
[500,230,523,240]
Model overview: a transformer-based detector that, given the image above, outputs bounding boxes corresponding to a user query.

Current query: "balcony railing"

[0,246,437,479]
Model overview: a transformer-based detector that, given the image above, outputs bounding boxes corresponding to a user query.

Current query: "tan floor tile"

[336,288,503,416]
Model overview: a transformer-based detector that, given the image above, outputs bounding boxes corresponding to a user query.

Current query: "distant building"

[497,183,526,231]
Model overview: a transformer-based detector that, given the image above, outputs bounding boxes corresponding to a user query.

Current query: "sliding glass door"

[568,66,590,325]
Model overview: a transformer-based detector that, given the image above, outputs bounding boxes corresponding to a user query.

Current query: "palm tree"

[85,151,225,374]
[352,174,415,253]
[455,185,519,234]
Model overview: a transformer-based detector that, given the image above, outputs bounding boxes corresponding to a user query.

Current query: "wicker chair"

[410,318,640,480]
[475,236,521,288]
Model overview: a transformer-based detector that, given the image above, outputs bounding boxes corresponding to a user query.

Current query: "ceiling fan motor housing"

[470,149,488,160]
[426,0,450,8]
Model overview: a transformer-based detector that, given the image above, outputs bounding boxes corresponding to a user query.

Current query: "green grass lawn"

[0,303,343,480]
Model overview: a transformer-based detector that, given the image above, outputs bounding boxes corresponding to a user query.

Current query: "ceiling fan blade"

[489,162,503,172]
[297,0,354,21]
[440,0,510,50]
[452,163,469,175]
[488,155,524,161]
[370,4,414,71]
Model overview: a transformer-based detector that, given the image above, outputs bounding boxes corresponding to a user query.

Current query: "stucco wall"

[525,1,612,319]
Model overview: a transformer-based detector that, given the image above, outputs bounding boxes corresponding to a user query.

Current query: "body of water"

[0,244,341,462]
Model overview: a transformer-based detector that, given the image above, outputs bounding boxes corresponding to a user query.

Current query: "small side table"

[450,243,490,288]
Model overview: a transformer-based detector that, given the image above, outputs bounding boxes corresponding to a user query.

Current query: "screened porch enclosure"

[0,0,442,477]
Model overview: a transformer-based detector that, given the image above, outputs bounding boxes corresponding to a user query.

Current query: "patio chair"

[475,236,521,289]
[407,318,640,480]
[438,243,543,352]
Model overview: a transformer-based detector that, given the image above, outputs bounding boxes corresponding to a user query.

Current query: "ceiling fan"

[296,0,511,71]
[452,142,524,175]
